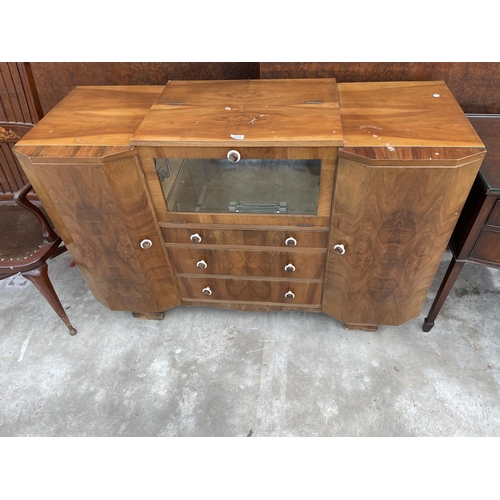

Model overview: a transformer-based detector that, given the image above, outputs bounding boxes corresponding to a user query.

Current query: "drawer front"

[162,227,328,248]
[177,277,323,305]
[486,200,500,228]
[143,146,337,160]
[470,229,500,265]
[168,248,325,279]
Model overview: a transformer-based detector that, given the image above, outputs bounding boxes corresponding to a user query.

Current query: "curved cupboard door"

[322,147,485,327]
[15,148,179,313]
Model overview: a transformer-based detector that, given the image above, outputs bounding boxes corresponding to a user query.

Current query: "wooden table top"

[338,81,484,148]
[131,79,344,147]
[467,115,500,191]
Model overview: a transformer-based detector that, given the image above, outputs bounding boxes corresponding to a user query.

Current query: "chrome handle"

[202,286,212,296]
[284,263,296,273]
[285,291,295,300]
[196,260,208,270]
[140,239,153,249]
[285,237,297,247]
[227,150,241,163]
[190,233,202,243]
[334,244,346,255]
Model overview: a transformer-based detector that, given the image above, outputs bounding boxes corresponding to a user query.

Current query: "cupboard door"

[16,150,179,312]
[322,150,484,326]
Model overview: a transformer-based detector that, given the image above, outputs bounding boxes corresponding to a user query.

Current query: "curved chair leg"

[22,262,77,335]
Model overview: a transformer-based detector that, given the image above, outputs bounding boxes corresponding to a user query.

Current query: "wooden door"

[15,148,179,313]
[322,148,485,327]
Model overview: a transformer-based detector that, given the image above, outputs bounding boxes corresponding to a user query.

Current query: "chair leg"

[22,262,77,336]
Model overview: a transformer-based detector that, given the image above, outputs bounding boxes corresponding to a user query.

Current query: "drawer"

[168,248,326,279]
[142,146,337,160]
[162,227,328,248]
[470,229,500,265]
[486,200,500,228]
[177,277,323,305]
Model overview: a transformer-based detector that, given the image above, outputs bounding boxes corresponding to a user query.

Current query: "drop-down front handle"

[333,244,346,255]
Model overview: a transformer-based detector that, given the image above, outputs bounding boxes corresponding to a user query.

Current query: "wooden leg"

[132,311,164,320]
[22,263,77,336]
[423,257,465,332]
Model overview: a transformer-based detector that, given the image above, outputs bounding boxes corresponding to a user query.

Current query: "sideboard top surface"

[14,86,164,148]
[13,80,486,157]
[338,81,485,148]
[131,78,344,148]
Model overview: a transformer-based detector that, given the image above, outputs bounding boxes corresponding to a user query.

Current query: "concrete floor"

[1,251,499,437]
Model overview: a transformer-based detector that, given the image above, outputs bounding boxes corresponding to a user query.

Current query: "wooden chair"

[0,182,77,335]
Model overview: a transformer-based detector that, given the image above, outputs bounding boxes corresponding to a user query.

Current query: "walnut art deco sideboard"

[13,79,486,331]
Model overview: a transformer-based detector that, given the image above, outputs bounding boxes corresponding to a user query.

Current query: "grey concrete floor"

[1,251,499,437]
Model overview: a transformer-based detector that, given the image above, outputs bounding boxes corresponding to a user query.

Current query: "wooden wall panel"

[260,63,500,114]
[30,62,261,115]
[0,62,42,124]
[0,62,43,199]
[28,63,500,117]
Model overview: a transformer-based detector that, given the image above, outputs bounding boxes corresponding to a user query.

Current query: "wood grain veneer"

[17,86,164,147]
[177,277,322,304]
[487,202,500,227]
[180,300,321,312]
[12,79,488,327]
[132,79,343,147]
[161,227,328,248]
[30,63,261,116]
[15,150,179,313]
[470,230,500,265]
[260,63,500,114]
[338,82,484,148]
[168,248,325,279]
[322,154,484,326]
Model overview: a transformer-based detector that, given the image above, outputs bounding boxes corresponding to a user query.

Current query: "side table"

[423,114,500,331]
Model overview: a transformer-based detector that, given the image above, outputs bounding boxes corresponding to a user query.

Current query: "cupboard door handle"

[202,286,212,296]
[285,291,295,299]
[285,237,297,247]
[227,150,241,163]
[196,260,208,269]
[190,233,202,243]
[140,239,153,249]
[334,244,346,255]
[284,263,296,273]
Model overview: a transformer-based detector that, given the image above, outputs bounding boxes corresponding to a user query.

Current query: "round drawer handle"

[190,233,202,243]
[284,263,296,273]
[334,244,346,255]
[202,286,212,296]
[285,237,297,247]
[285,291,295,300]
[140,239,153,249]
[227,150,241,163]
[196,260,208,270]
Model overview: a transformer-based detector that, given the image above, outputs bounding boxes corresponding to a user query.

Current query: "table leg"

[423,256,465,332]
